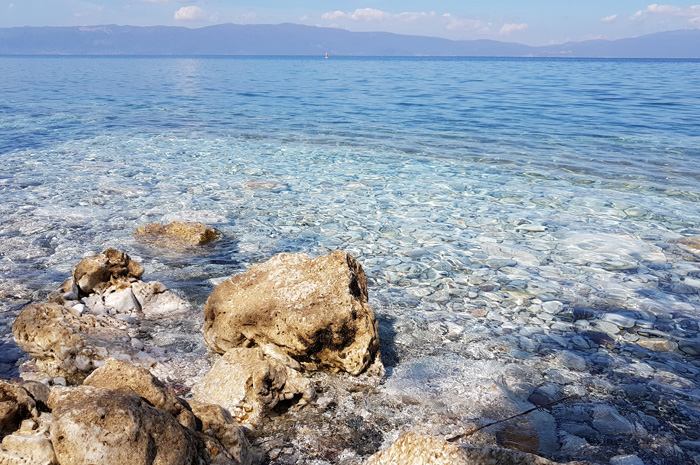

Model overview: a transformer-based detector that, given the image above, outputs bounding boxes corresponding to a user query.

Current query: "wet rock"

[673,237,700,257]
[134,221,222,246]
[203,251,381,376]
[49,385,199,465]
[192,347,314,429]
[364,432,587,465]
[600,313,636,328]
[590,405,634,436]
[636,338,676,352]
[13,302,155,383]
[554,351,587,372]
[609,454,645,465]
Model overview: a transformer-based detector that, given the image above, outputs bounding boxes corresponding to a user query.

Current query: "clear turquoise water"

[1,56,700,463]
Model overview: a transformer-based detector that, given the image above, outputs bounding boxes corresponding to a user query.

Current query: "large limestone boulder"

[134,221,222,246]
[192,347,314,429]
[12,303,156,383]
[364,432,588,465]
[49,386,198,465]
[203,251,380,376]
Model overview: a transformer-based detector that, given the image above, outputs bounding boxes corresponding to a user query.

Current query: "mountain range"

[1,23,699,58]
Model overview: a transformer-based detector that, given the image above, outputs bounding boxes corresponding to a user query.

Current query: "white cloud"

[601,14,619,23]
[321,8,440,23]
[322,9,492,33]
[631,3,700,23]
[499,23,528,35]
[174,6,207,21]
[322,8,392,22]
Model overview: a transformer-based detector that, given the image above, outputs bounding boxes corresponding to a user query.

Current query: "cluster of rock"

[12,248,190,384]
[3,241,589,464]
[1,359,254,465]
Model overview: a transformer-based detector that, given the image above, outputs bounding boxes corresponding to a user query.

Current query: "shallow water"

[1,56,700,464]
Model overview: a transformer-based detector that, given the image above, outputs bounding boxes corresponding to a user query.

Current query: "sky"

[3,1,700,46]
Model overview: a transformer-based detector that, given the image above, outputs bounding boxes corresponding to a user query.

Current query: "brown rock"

[0,382,38,436]
[72,248,144,296]
[188,400,254,465]
[134,221,221,246]
[364,432,588,465]
[1,431,57,465]
[13,303,154,383]
[49,385,198,465]
[192,347,314,429]
[83,359,196,430]
[203,251,380,376]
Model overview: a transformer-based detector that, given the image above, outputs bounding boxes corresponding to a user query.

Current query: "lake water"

[1,56,700,464]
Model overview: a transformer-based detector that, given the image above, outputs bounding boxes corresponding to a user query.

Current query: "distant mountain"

[1,23,699,58]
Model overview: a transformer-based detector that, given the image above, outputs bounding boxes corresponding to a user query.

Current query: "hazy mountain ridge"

[1,23,699,58]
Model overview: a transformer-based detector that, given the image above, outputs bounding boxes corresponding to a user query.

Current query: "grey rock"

[591,405,634,436]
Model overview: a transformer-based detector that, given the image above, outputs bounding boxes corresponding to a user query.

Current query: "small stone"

[541,301,564,314]
[601,313,637,328]
[609,454,645,465]
[593,321,621,335]
[554,351,587,371]
[681,440,700,452]
[591,405,634,435]
[515,224,548,233]
[678,339,700,356]
[637,338,676,352]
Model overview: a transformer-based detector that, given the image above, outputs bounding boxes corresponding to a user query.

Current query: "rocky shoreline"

[1,221,700,465]
[2,222,593,465]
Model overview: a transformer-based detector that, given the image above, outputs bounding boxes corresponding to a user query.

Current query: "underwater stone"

[134,221,222,246]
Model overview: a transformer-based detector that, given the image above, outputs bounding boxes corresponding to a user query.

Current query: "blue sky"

[3,1,700,45]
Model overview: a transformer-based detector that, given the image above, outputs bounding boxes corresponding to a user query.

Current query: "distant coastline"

[1,23,700,58]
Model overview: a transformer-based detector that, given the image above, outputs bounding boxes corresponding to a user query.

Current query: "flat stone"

[609,454,645,465]
[134,221,222,246]
[591,405,634,436]
[637,338,676,352]
[600,313,637,328]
